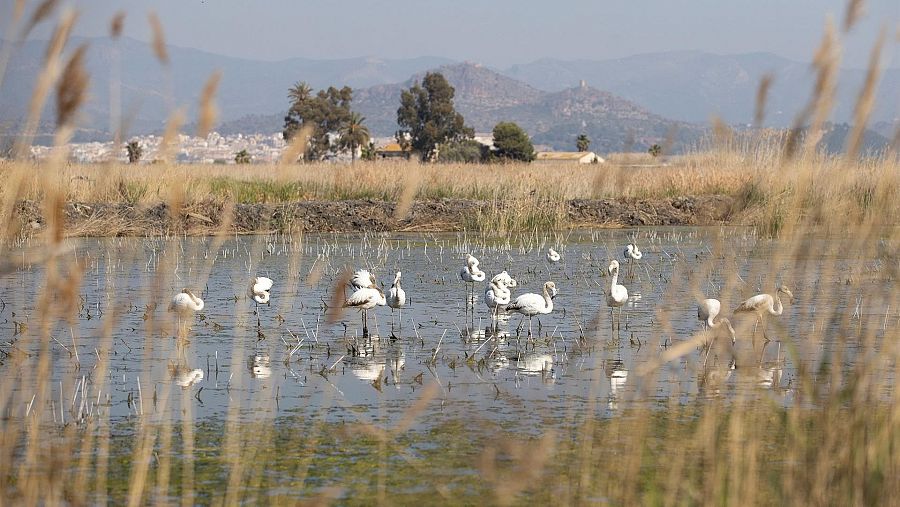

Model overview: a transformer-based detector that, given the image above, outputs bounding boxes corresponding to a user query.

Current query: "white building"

[535,151,605,164]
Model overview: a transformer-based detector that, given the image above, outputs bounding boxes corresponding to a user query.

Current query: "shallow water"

[1,227,897,503]
[2,228,895,432]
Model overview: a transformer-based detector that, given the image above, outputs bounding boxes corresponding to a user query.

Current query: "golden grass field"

[0,0,899,504]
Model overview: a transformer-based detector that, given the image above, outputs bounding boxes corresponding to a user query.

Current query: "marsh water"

[1,227,896,501]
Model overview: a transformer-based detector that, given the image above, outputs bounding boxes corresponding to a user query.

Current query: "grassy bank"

[1,152,897,239]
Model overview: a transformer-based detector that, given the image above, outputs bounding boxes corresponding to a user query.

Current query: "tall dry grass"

[0,0,898,505]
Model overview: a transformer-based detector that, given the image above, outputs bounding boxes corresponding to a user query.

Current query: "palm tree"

[338,113,370,163]
[287,81,312,107]
[576,134,590,152]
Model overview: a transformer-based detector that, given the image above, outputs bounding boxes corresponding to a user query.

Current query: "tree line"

[281,72,541,163]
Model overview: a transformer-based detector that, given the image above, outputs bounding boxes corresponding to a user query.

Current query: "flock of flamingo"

[167,241,795,350]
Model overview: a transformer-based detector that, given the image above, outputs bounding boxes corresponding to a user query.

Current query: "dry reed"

[0,1,898,504]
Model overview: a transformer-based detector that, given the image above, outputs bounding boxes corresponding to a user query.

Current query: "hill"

[213,63,703,152]
[0,36,452,138]
[503,51,900,127]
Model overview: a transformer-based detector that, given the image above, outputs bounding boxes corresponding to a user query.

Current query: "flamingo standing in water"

[506,281,557,336]
[697,298,736,365]
[248,276,273,328]
[387,271,406,333]
[349,269,377,290]
[547,248,561,264]
[734,286,794,340]
[624,243,642,279]
[606,260,628,330]
[169,289,204,317]
[344,285,386,337]
[484,277,512,331]
[169,289,205,335]
[459,254,486,308]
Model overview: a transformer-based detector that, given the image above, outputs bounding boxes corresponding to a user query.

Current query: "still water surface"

[1,228,895,433]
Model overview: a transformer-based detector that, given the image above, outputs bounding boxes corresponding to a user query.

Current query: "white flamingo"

[248,276,273,327]
[606,260,628,330]
[506,281,557,336]
[169,289,204,318]
[344,286,386,337]
[484,278,512,330]
[547,248,561,264]
[491,270,517,288]
[387,271,406,332]
[697,298,736,365]
[624,243,643,279]
[349,269,377,290]
[734,286,794,340]
[169,364,204,388]
[459,254,486,307]
[697,298,736,344]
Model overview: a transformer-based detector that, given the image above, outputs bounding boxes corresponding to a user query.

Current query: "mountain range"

[1,37,896,151]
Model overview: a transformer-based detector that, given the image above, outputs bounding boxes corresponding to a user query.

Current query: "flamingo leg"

[362,310,368,337]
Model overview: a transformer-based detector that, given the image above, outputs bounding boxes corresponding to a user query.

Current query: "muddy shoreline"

[13,196,737,237]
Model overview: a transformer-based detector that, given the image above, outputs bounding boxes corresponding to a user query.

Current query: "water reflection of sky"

[0,228,895,431]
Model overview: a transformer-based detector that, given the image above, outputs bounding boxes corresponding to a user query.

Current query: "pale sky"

[3,0,898,67]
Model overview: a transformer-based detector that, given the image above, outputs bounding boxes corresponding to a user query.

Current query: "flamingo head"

[608,260,620,275]
[777,285,794,303]
[544,281,558,299]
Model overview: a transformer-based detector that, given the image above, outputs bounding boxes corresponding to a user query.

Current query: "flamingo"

[344,286,386,337]
[697,298,736,365]
[505,281,557,336]
[248,276,273,328]
[624,243,642,279]
[349,269,377,290]
[697,298,736,344]
[459,254,486,308]
[606,260,628,330]
[169,364,204,388]
[491,270,517,288]
[484,278,512,331]
[387,271,406,333]
[169,289,204,318]
[734,286,794,340]
[547,248,561,264]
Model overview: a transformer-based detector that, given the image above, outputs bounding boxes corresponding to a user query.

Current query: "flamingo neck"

[542,288,554,311]
[771,294,784,316]
[610,271,619,289]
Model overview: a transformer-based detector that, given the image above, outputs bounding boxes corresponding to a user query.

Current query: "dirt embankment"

[13,195,736,237]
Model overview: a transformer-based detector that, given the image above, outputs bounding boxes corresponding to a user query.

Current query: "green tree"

[338,112,370,163]
[648,144,662,157]
[397,72,473,161]
[437,139,487,163]
[576,134,590,152]
[234,149,251,164]
[491,122,535,162]
[283,85,353,160]
[126,140,143,163]
[287,81,312,105]
[361,141,377,161]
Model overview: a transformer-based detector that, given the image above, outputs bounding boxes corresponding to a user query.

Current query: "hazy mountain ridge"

[210,63,701,151]
[503,51,900,127]
[0,36,453,135]
[1,37,895,152]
